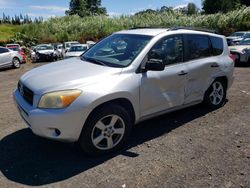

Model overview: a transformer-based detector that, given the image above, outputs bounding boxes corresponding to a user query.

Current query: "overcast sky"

[0,0,202,19]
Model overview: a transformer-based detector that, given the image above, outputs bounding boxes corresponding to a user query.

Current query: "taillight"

[229,54,235,63]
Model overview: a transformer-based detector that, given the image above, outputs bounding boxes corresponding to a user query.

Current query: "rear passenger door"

[183,34,223,104]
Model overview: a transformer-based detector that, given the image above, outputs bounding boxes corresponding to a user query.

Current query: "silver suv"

[14,28,234,155]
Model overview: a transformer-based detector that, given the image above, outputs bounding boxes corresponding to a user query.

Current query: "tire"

[203,79,227,109]
[79,104,132,156]
[12,58,20,68]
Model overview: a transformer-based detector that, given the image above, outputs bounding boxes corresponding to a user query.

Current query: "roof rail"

[129,26,167,30]
[168,26,218,34]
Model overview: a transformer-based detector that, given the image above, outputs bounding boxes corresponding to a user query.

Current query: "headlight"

[242,48,250,54]
[38,90,82,109]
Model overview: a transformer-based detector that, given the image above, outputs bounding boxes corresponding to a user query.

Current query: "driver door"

[140,35,188,117]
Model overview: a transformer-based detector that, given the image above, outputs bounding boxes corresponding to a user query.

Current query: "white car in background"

[0,46,23,69]
[62,41,80,57]
[65,44,88,59]
[57,44,63,58]
[229,37,250,64]
[226,31,249,46]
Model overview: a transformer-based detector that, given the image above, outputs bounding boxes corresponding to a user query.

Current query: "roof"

[115,27,220,37]
[116,28,167,36]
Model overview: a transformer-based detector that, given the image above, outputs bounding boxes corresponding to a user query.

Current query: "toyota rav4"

[14,27,234,155]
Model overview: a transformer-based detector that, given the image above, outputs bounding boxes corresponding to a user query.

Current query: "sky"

[0,0,202,19]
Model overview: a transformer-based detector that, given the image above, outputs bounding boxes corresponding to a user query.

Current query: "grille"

[18,81,34,106]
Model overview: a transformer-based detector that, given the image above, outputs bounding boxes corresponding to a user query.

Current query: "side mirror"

[145,59,165,71]
[33,49,37,53]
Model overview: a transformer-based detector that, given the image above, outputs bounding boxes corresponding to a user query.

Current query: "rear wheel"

[79,104,132,156]
[12,58,20,68]
[204,79,227,109]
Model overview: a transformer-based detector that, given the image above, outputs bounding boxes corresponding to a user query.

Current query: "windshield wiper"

[81,56,107,66]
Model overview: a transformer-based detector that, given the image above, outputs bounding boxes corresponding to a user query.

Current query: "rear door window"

[210,36,224,56]
[186,35,213,60]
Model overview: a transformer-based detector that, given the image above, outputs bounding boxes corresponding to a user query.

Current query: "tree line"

[0,13,43,25]
[135,0,250,16]
[65,0,250,18]
[1,0,250,25]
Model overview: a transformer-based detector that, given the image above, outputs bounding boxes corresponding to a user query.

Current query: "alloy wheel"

[91,115,125,150]
[209,81,224,105]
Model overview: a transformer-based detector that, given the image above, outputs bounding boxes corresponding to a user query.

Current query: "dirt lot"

[0,62,249,188]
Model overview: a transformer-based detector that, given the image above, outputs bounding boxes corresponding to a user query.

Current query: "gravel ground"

[0,62,249,188]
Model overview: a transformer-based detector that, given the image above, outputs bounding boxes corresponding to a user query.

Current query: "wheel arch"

[13,56,21,62]
[214,76,228,89]
[85,98,136,126]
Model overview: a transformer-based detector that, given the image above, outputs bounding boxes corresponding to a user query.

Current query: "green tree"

[66,0,107,17]
[240,0,250,6]
[202,0,240,14]
[187,3,198,15]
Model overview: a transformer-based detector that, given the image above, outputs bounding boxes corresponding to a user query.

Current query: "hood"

[65,51,84,57]
[20,57,122,94]
[229,45,250,52]
[227,36,242,40]
[37,50,54,54]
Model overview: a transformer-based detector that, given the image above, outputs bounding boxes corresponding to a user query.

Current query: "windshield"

[239,38,250,45]
[36,45,53,50]
[230,32,245,37]
[243,33,250,38]
[8,47,19,51]
[69,45,87,52]
[82,34,152,67]
[66,42,79,48]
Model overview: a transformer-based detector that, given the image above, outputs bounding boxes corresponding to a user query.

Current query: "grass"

[0,24,21,42]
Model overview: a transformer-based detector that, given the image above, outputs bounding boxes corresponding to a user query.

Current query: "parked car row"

[31,41,94,63]
[226,31,250,46]
[227,31,250,65]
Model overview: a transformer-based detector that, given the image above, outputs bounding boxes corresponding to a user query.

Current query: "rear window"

[210,36,224,56]
[186,35,212,60]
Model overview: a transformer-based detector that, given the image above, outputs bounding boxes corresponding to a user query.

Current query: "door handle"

[211,64,219,68]
[178,71,188,76]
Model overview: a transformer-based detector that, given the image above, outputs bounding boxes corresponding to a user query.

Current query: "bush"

[19,7,250,44]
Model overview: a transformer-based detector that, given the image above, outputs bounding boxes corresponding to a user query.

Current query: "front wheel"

[79,104,132,156]
[204,79,227,109]
[12,58,20,68]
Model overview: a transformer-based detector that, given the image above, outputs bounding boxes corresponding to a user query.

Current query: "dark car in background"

[31,44,59,63]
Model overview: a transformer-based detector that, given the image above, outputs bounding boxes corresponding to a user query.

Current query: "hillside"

[0,25,21,42]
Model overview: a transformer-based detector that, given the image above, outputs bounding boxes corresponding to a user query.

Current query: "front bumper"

[231,51,250,63]
[13,89,92,142]
[35,53,54,62]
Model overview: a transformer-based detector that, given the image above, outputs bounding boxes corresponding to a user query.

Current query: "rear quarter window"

[0,48,9,54]
[210,36,224,56]
[186,35,213,61]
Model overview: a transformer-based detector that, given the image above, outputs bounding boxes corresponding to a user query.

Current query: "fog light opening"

[54,129,61,136]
